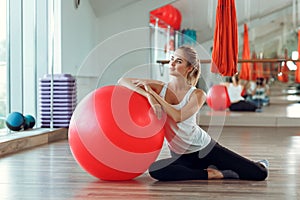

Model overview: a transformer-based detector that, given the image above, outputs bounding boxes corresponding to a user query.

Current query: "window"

[0,0,7,133]
[0,0,51,136]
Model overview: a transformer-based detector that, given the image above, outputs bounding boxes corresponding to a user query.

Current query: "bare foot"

[207,168,224,179]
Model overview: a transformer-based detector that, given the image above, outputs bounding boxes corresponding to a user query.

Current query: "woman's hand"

[147,94,163,120]
[132,80,162,119]
[132,79,150,90]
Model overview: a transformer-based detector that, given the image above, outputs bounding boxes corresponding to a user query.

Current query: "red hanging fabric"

[278,49,289,83]
[264,63,271,80]
[250,52,264,80]
[240,24,251,80]
[295,30,300,83]
[211,0,238,76]
[278,63,289,82]
[256,59,263,78]
[251,52,257,81]
[271,62,277,79]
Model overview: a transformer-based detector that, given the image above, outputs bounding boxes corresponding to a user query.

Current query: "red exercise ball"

[172,8,182,30]
[149,4,182,30]
[206,85,231,111]
[68,85,166,181]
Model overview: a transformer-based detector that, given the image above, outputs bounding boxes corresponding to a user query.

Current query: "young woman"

[223,74,258,112]
[118,46,268,181]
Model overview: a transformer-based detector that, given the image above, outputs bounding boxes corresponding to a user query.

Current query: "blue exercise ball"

[24,114,36,129]
[6,112,25,131]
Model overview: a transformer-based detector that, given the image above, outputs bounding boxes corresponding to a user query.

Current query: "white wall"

[60,0,97,101]
[60,0,175,101]
[61,0,97,75]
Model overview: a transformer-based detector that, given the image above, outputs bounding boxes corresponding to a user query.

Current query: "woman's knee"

[148,169,160,180]
[148,168,167,181]
[148,161,176,181]
[148,162,164,180]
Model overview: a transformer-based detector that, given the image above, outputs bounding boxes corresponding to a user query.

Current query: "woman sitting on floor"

[223,73,258,112]
[119,46,268,181]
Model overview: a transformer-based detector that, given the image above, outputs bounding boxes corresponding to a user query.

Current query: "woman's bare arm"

[145,85,206,122]
[117,77,164,119]
[118,78,152,97]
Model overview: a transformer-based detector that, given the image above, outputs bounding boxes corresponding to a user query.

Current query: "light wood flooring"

[0,126,300,200]
[0,82,299,199]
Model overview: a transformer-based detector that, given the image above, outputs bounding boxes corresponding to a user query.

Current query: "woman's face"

[169,49,190,78]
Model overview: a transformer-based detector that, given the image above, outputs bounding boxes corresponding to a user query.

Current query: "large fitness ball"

[6,112,25,131]
[69,85,166,181]
[206,85,231,111]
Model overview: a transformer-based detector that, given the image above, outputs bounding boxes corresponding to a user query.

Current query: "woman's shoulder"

[188,88,206,105]
[192,88,206,98]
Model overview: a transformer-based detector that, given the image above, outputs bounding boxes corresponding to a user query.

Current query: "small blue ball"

[24,115,36,129]
[6,112,25,131]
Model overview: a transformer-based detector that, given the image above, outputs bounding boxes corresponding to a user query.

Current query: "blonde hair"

[177,46,201,86]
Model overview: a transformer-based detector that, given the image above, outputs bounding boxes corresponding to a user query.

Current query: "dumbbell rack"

[39,74,77,128]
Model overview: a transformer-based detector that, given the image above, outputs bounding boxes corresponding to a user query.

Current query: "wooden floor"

[0,126,300,200]
[1,82,299,199]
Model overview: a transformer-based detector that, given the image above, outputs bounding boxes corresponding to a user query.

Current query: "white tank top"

[227,83,244,103]
[159,83,211,154]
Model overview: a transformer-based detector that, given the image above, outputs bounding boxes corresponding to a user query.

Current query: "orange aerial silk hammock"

[211,0,238,76]
[256,59,264,78]
[278,63,289,83]
[264,63,271,80]
[239,24,251,80]
[295,30,300,83]
[251,51,264,80]
[251,52,258,81]
[278,49,289,83]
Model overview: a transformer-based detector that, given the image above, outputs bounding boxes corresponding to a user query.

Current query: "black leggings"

[148,141,268,181]
[229,100,257,111]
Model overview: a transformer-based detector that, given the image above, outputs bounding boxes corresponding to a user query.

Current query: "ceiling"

[89,0,300,57]
[89,0,141,17]
[172,0,299,57]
